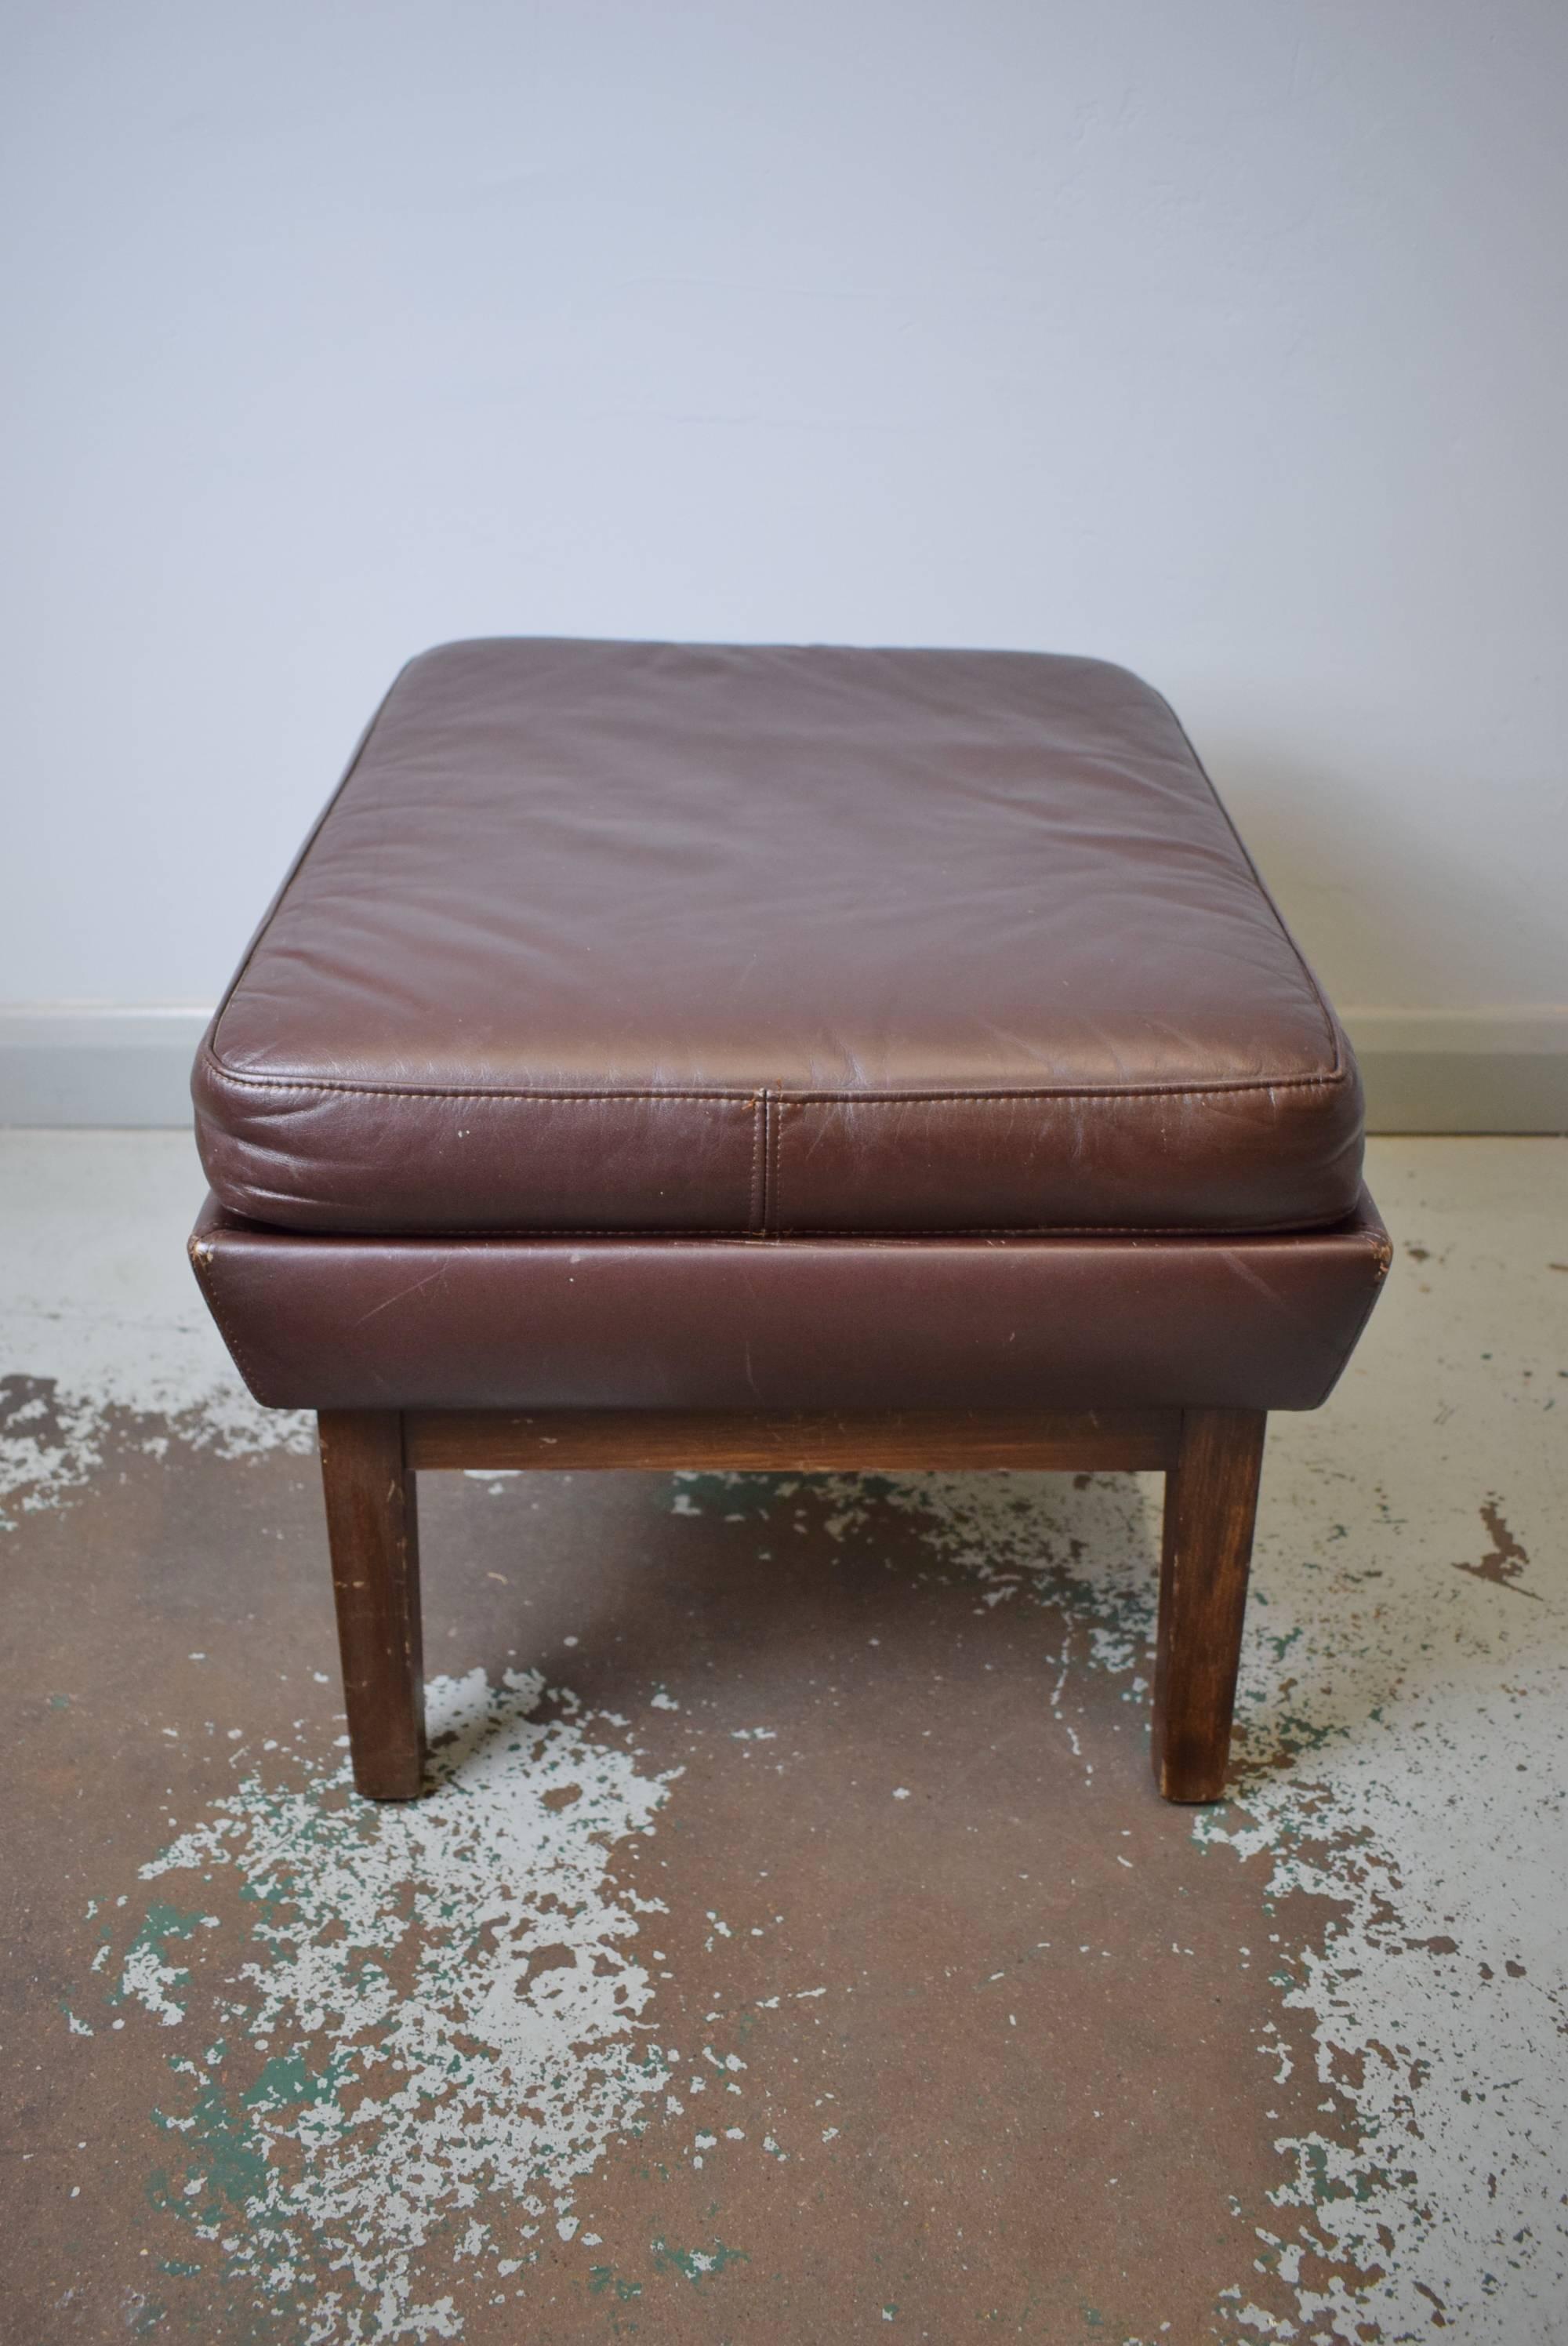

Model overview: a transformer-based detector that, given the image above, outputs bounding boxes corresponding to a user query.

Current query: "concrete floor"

[2,1133,1564,2344]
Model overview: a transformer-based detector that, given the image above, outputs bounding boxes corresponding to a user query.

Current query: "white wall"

[3,2,1565,1116]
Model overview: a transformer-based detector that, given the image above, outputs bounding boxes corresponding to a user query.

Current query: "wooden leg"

[318,1410,426,1800]
[1152,1407,1266,1803]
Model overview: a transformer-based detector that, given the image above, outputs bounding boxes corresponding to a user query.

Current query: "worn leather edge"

[187,1186,1392,1416]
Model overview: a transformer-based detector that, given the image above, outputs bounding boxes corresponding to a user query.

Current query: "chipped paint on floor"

[94,1668,673,2337]
[0,1132,311,1526]
[2,1134,1564,2343]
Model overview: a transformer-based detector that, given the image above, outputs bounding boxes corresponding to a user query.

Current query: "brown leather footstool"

[188,641,1388,1804]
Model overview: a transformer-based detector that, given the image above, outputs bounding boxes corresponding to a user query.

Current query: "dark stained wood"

[1151,1407,1267,1803]
[320,1400,1261,1806]
[318,1411,426,1800]
[402,1406,1181,1475]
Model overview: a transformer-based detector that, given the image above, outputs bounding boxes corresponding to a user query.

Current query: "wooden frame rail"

[401,1406,1181,1475]
[320,1403,1264,1810]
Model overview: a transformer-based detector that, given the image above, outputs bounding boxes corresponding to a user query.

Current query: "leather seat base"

[190,1188,1390,1417]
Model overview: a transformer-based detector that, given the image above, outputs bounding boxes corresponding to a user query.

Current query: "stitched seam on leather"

[199,1050,1352,1105]
[202,1055,760,1103]
[755,1091,765,1232]
[770,1095,784,1236]
[748,1094,764,1233]
[781,1080,1350,1103]
[224,1211,1357,1241]
[764,1091,776,1233]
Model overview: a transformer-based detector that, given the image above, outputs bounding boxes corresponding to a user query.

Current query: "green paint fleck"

[126,1904,209,1960]
[147,2077,273,2219]
[241,2048,347,2113]
[589,2266,644,2301]
[648,2235,749,2286]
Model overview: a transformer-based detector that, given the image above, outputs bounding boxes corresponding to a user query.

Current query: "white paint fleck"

[90,1668,677,2337]
[0,1136,314,1529]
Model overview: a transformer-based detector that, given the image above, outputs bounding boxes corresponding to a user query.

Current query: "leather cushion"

[192,639,1365,1236]
[189,1189,1391,1414]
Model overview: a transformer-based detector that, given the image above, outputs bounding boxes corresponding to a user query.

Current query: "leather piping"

[198,1045,1350,1104]
[200,1211,1363,1242]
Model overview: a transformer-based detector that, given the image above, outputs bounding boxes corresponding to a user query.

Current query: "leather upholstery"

[193,640,1364,1237]
[189,1189,1391,1415]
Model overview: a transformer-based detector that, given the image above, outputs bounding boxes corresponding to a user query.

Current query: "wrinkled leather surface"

[193,639,1365,1236]
[189,1189,1390,1414]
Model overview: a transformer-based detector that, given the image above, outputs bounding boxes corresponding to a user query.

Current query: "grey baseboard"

[1345,1010,1568,1135]
[1,1005,1564,1135]
[0,1008,210,1127]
